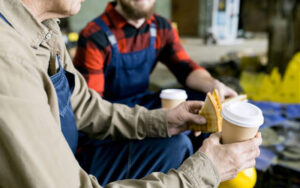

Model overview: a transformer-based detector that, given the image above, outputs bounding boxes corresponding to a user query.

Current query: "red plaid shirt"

[73,2,203,96]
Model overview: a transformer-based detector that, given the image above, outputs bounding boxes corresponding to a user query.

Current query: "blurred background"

[62,0,300,187]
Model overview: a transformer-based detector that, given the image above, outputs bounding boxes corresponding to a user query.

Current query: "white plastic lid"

[159,89,188,100]
[221,101,264,128]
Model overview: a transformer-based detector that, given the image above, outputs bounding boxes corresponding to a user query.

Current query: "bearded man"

[73,0,237,110]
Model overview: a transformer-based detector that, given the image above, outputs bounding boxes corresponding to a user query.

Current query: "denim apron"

[93,18,160,109]
[50,56,78,153]
[0,13,78,153]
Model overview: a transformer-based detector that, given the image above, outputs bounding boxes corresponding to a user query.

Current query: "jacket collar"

[0,0,60,49]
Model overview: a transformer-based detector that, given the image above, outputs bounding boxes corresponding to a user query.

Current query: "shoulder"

[81,13,111,38]
[79,15,109,49]
[0,23,34,62]
[153,14,172,30]
[0,25,46,100]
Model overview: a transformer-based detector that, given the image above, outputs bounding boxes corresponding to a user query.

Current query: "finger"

[240,159,256,171]
[206,132,221,143]
[255,132,262,142]
[194,131,201,137]
[255,132,261,137]
[231,135,262,153]
[242,146,260,161]
[252,133,263,146]
[186,113,206,125]
[224,88,238,99]
[219,90,225,102]
[185,101,204,112]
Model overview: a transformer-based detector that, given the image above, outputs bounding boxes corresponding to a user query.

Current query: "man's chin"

[69,4,82,16]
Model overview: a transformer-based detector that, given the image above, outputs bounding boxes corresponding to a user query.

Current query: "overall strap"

[0,12,13,27]
[56,54,63,68]
[93,17,118,51]
[149,23,156,47]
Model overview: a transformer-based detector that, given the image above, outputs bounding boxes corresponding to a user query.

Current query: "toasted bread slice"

[189,89,222,132]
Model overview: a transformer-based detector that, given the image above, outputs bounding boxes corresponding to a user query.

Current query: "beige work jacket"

[0,0,220,187]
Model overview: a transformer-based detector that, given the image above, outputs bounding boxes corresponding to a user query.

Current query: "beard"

[118,0,155,20]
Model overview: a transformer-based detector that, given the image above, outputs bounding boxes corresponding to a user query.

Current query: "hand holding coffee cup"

[218,101,263,187]
[199,132,262,182]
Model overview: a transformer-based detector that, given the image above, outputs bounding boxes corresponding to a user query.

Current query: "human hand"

[167,101,206,136]
[212,80,238,101]
[199,132,262,182]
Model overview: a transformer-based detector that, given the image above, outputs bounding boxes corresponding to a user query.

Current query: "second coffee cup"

[221,101,264,144]
[160,89,188,109]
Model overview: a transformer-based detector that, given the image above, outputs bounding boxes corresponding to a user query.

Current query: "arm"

[157,18,237,101]
[107,133,262,188]
[157,19,204,86]
[185,69,238,101]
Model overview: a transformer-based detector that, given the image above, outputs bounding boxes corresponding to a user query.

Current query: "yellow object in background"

[280,53,300,103]
[240,71,266,99]
[240,52,300,103]
[68,32,79,42]
[219,168,257,188]
[171,22,178,32]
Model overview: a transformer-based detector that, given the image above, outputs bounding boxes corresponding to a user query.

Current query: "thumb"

[208,132,222,143]
[185,101,204,113]
[226,88,238,99]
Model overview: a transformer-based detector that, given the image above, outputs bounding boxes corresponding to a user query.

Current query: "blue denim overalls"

[0,13,78,153]
[93,18,161,109]
[50,56,78,153]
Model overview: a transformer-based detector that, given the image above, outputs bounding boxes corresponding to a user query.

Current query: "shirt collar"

[105,2,155,29]
[0,0,60,48]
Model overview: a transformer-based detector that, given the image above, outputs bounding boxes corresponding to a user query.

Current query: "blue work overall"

[50,56,78,153]
[93,18,161,109]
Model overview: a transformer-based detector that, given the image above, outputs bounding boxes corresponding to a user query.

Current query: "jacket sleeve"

[105,151,220,188]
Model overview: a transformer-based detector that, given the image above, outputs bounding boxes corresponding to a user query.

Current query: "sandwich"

[189,89,223,133]
[189,91,248,133]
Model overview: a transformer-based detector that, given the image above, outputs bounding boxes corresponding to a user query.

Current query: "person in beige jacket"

[0,0,262,187]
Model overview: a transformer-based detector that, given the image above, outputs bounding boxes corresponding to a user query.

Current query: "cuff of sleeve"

[178,151,220,187]
[143,109,169,138]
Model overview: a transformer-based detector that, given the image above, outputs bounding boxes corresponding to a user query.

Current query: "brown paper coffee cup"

[161,98,186,110]
[160,89,187,110]
[221,119,259,144]
[221,101,264,144]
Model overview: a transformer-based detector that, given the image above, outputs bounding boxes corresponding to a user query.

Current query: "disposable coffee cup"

[221,101,264,144]
[160,89,188,109]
